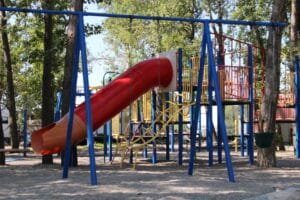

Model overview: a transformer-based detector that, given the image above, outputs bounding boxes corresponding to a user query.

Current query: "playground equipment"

[31,56,177,155]
[0,7,289,186]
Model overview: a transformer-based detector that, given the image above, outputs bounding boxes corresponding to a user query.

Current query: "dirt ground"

[0,146,300,200]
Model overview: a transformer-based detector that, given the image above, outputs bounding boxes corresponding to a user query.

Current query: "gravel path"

[0,147,299,200]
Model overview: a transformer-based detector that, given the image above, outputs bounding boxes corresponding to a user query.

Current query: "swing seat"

[254,132,274,148]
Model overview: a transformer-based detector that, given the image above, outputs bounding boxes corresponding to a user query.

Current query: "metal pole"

[22,109,27,157]
[0,7,286,27]
[295,55,300,159]
[177,48,183,166]
[205,22,235,182]
[247,45,254,164]
[188,25,207,176]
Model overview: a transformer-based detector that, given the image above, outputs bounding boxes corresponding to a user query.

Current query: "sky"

[77,3,108,88]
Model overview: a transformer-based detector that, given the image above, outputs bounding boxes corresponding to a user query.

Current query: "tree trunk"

[0,91,5,165]
[0,0,19,149]
[60,0,83,167]
[62,0,83,116]
[257,0,288,167]
[41,0,55,164]
[290,0,300,93]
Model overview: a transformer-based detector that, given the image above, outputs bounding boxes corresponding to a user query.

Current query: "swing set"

[0,6,291,187]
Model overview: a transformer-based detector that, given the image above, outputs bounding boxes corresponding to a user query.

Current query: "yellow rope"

[115,98,195,168]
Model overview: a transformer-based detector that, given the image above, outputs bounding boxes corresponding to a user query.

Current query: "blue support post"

[151,90,157,164]
[62,16,81,180]
[198,109,202,152]
[189,22,234,182]
[295,55,300,159]
[189,26,207,175]
[22,109,28,157]
[170,92,175,152]
[78,14,97,185]
[143,123,148,158]
[165,92,170,160]
[205,22,234,182]
[189,59,201,152]
[129,105,133,164]
[120,111,123,135]
[247,45,254,164]
[62,13,97,185]
[217,115,222,164]
[143,135,148,158]
[170,124,175,152]
[108,120,112,161]
[217,51,223,164]
[207,55,213,167]
[54,92,62,158]
[240,105,245,156]
[103,124,107,161]
[207,105,213,166]
[177,48,183,166]
[54,92,62,122]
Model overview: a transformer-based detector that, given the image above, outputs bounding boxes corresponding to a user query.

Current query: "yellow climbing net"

[112,93,194,169]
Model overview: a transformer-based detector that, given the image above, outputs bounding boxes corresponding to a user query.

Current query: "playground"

[0,4,300,200]
[1,147,300,200]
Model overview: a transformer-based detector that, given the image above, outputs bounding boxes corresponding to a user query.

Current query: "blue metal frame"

[177,48,183,166]
[62,13,97,185]
[170,122,175,152]
[240,105,245,156]
[197,109,202,152]
[217,51,223,164]
[129,104,133,164]
[0,7,286,27]
[217,114,222,164]
[102,71,120,162]
[189,24,206,175]
[0,5,287,185]
[54,92,62,121]
[108,119,112,161]
[103,123,107,161]
[247,45,254,164]
[22,109,28,157]
[188,22,235,182]
[165,93,170,160]
[62,17,80,180]
[151,90,157,164]
[207,47,214,166]
[295,56,300,159]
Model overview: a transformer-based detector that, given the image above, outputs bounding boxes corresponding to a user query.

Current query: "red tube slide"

[31,57,173,155]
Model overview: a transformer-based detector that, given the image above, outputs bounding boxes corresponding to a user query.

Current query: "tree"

[61,0,84,167]
[12,1,67,120]
[40,0,56,164]
[0,3,6,166]
[0,0,19,149]
[230,0,272,44]
[291,0,300,54]
[0,90,5,165]
[99,0,202,70]
[290,0,300,92]
[257,0,288,167]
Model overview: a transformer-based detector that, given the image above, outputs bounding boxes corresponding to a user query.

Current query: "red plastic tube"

[31,57,173,155]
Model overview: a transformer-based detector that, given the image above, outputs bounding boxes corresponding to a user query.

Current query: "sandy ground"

[0,146,300,200]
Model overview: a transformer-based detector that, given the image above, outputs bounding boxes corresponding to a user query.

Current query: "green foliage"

[229,0,272,46]
[98,0,202,71]
[1,1,68,119]
[224,105,240,135]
